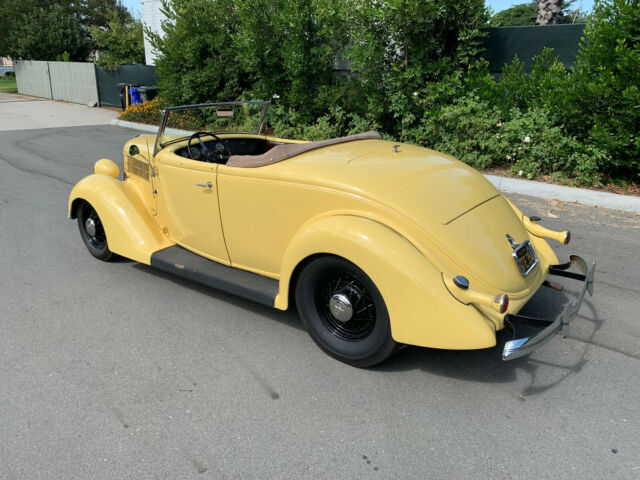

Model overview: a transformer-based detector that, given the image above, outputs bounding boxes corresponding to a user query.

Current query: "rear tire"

[77,201,114,261]
[295,256,397,367]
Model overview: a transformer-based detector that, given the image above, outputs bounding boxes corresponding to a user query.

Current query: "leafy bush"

[564,0,640,179]
[415,95,603,184]
[474,0,640,183]
[120,97,165,125]
[267,105,381,140]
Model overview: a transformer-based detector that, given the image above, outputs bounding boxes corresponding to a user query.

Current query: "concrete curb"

[110,119,193,137]
[484,175,640,213]
[111,119,640,214]
[111,118,159,133]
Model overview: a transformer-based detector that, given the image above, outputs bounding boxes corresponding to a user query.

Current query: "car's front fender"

[277,215,496,350]
[68,174,172,264]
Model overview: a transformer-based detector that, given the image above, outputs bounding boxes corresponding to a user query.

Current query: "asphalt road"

[1,124,639,480]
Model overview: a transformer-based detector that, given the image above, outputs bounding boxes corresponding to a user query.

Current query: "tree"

[489,0,586,26]
[560,0,589,23]
[0,0,135,61]
[234,0,349,120]
[489,2,537,26]
[536,0,564,24]
[91,12,145,68]
[148,0,248,105]
[0,0,91,61]
[82,0,132,29]
[346,0,489,134]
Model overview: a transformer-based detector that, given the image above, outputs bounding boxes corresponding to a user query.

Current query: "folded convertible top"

[227,131,382,168]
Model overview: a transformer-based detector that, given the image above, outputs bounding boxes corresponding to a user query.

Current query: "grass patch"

[0,75,17,93]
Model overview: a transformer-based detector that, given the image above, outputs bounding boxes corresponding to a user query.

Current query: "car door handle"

[196,182,213,188]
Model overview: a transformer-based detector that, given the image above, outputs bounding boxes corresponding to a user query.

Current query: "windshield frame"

[154,100,271,156]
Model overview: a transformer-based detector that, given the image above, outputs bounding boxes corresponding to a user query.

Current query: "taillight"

[563,231,571,245]
[495,294,509,314]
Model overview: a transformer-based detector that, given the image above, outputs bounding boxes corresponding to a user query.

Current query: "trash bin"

[117,83,128,111]
[129,86,143,106]
[138,86,158,102]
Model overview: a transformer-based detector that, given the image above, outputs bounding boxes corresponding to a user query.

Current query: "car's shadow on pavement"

[377,286,601,398]
[132,263,304,331]
[133,263,602,397]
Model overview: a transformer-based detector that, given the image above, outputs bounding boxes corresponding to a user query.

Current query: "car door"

[153,149,230,265]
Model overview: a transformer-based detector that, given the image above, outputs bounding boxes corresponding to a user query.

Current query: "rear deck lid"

[348,142,499,224]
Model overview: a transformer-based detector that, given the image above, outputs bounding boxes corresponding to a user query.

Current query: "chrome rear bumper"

[502,255,596,361]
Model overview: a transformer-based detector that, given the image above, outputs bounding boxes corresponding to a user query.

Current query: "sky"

[119,0,595,21]
[121,0,140,18]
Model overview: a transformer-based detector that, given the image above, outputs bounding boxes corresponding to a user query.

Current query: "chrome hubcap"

[85,218,97,238]
[329,293,353,323]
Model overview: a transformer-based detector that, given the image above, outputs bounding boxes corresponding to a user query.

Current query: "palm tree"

[536,0,564,24]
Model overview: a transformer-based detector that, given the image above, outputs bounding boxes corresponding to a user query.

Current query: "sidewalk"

[485,174,640,214]
[0,92,118,131]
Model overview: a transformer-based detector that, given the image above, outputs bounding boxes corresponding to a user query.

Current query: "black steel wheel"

[77,201,114,261]
[295,256,397,367]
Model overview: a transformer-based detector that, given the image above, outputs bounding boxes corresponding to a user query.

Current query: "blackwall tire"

[295,256,397,367]
[77,201,114,262]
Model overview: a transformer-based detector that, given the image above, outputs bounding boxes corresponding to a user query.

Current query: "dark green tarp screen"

[482,24,585,73]
[96,64,157,107]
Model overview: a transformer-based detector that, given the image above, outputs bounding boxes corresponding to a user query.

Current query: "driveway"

[0,124,638,479]
[0,92,117,131]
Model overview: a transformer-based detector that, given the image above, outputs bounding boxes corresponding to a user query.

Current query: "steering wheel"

[187,131,231,163]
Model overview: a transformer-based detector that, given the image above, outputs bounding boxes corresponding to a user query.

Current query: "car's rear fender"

[277,215,496,350]
[68,174,172,264]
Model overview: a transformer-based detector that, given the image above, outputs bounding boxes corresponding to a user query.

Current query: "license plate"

[513,240,538,276]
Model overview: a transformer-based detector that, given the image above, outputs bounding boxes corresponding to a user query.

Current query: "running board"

[150,245,278,307]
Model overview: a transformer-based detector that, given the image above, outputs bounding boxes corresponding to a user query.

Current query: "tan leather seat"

[227,131,382,168]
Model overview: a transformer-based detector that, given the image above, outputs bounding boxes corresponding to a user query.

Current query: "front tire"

[77,201,114,261]
[295,256,397,367]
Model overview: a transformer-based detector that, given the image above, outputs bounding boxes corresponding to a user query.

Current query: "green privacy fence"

[96,64,157,107]
[482,24,586,73]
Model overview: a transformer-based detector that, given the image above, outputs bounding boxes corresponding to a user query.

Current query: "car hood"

[280,140,541,293]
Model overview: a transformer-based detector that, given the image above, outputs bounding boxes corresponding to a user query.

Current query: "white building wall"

[142,0,167,66]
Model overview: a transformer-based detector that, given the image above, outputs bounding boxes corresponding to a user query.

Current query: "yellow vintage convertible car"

[68,101,595,367]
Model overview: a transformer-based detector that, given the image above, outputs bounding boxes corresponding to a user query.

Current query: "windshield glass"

[156,101,270,150]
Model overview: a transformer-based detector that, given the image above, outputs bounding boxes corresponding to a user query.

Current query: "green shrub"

[414,95,604,184]
[565,0,640,180]
[267,105,381,140]
[119,97,165,125]
[480,0,640,182]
